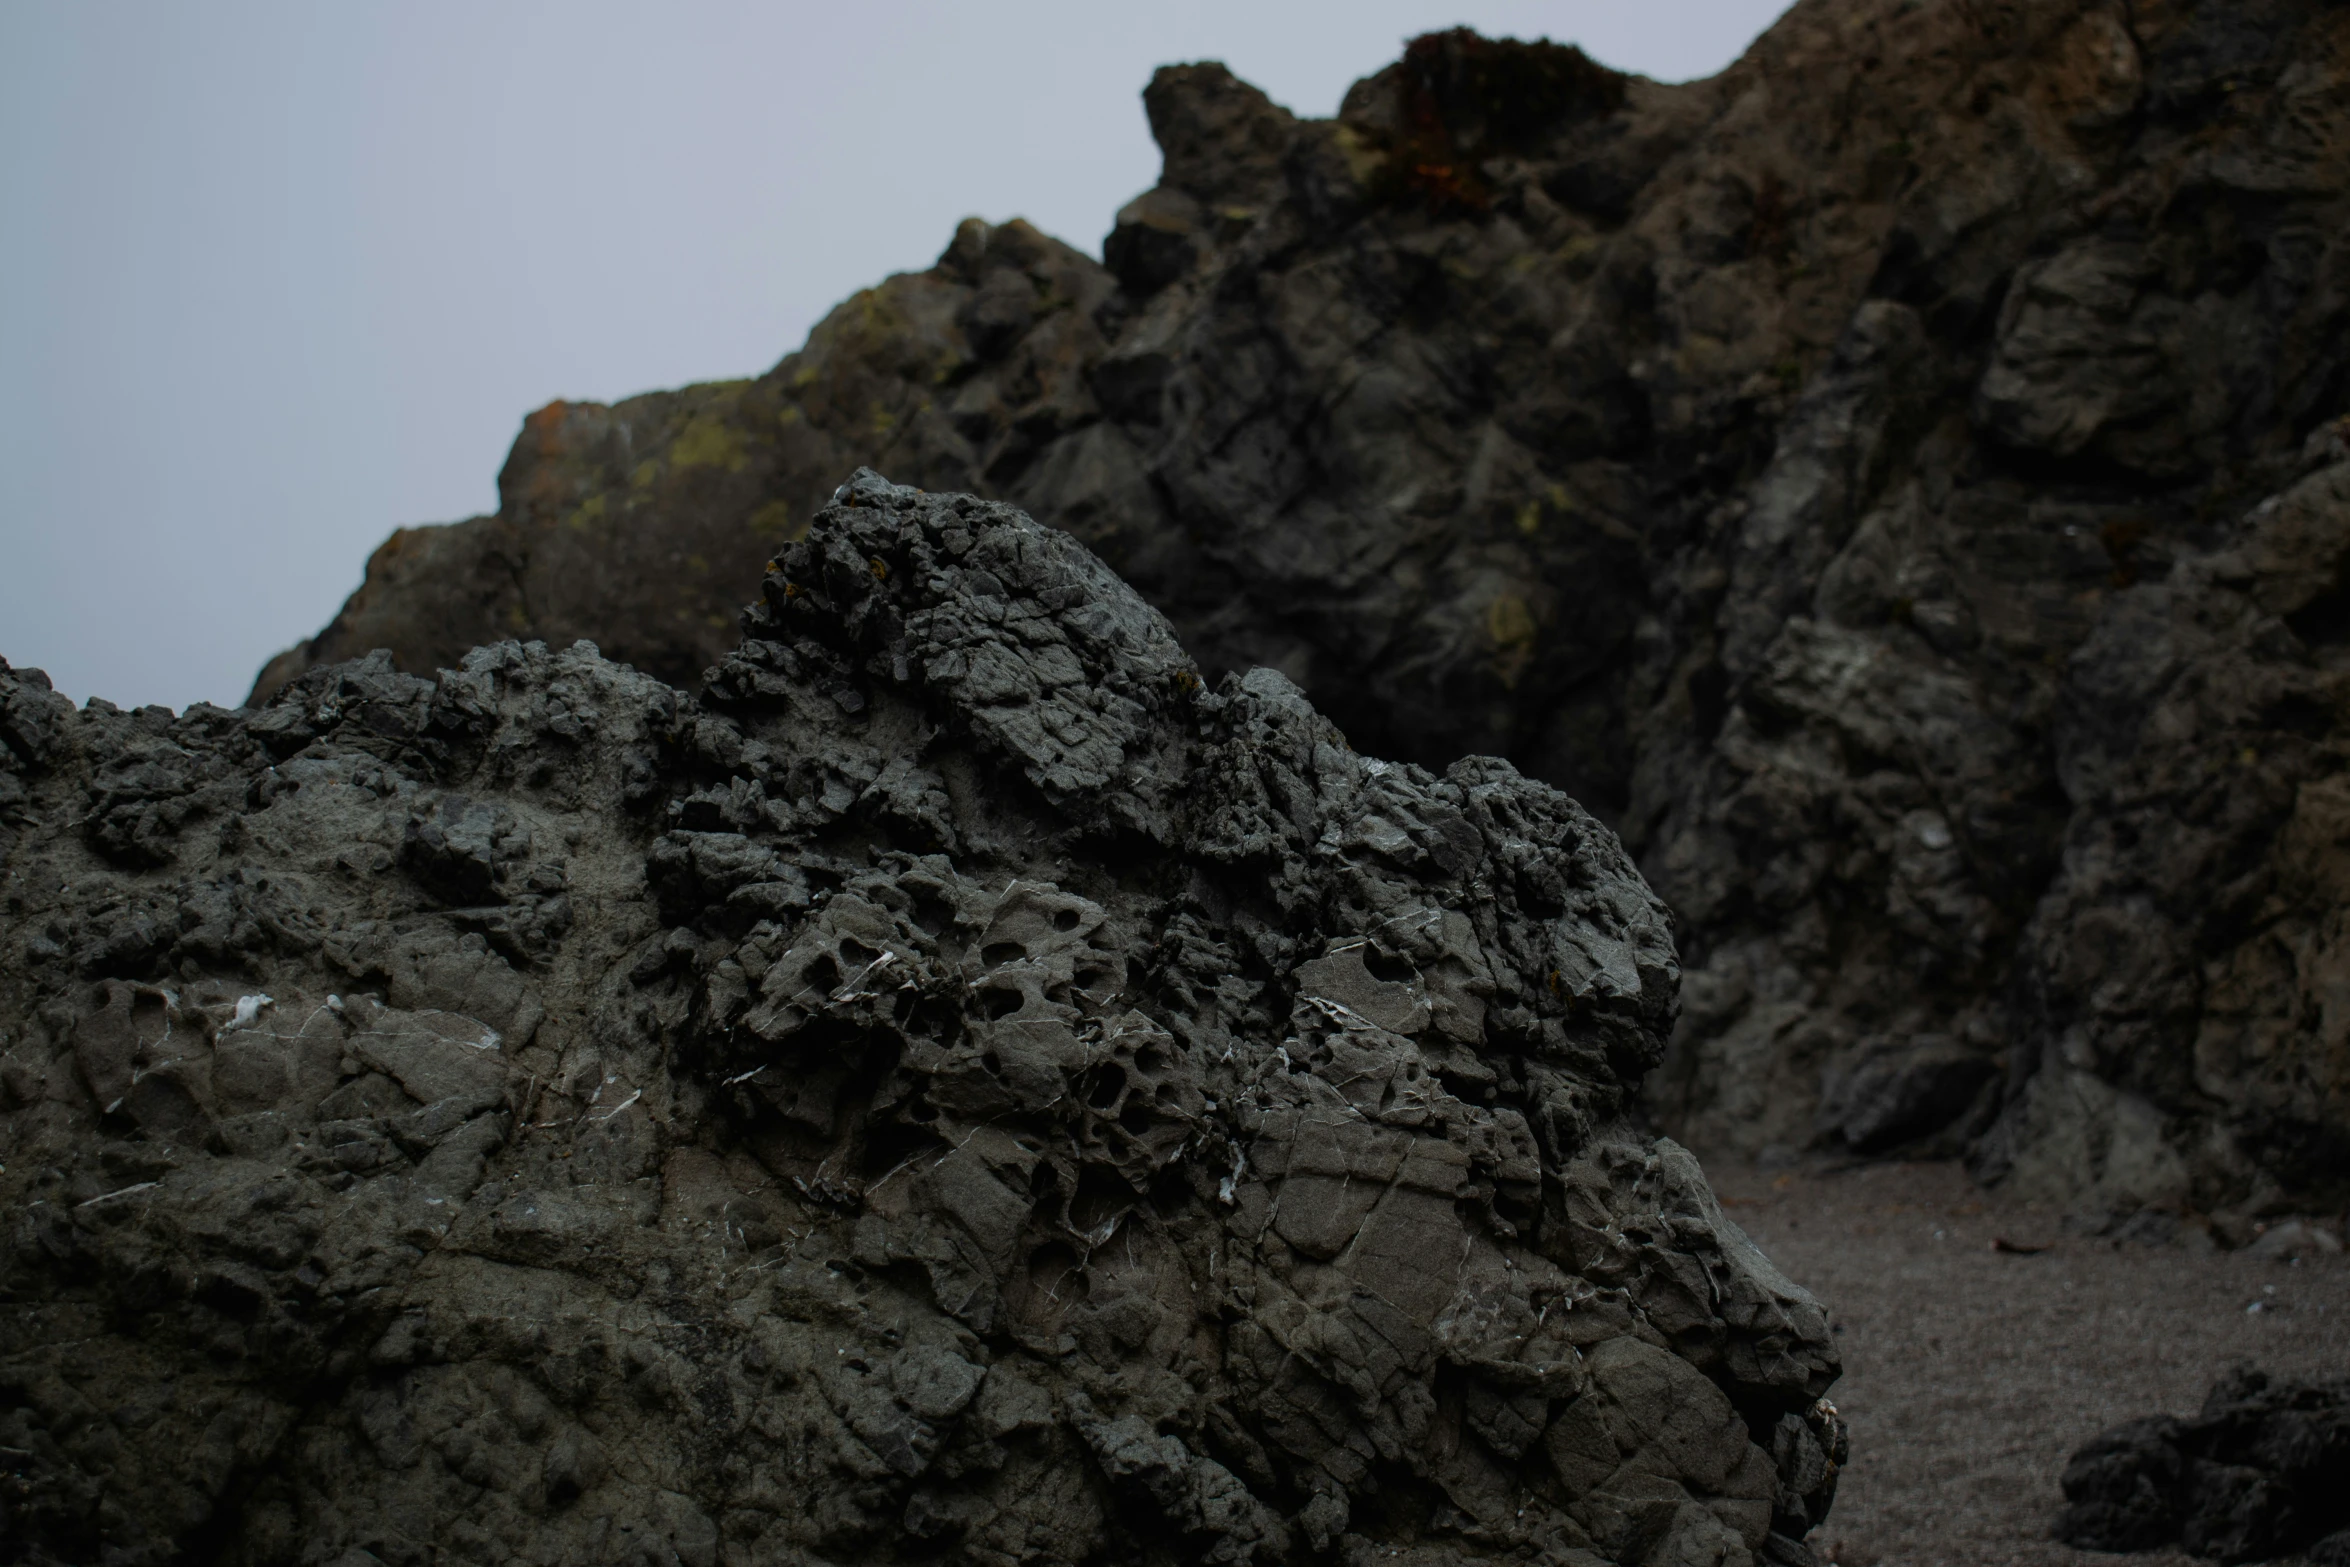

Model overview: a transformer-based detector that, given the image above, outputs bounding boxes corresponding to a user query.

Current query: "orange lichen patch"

[782,582,804,599]
[522,400,572,452]
[370,528,423,564]
[869,557,890,581]
[1172,669,1201,695]
[1406,160,1486,214]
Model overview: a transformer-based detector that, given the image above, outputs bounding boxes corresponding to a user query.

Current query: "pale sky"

[0,1,1794,710]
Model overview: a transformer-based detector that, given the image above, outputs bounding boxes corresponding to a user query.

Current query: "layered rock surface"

[2,477,1842,1565]
[245,0,2350,1221]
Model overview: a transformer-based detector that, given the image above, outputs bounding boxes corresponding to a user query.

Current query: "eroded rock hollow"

[1,476,1842,1565]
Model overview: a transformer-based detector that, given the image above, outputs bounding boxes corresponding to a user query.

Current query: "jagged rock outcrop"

[250,0,2350,1217]
[1990,436,2350,1218]
[2056,1366,2350,1562]
[2,477,1843,1566]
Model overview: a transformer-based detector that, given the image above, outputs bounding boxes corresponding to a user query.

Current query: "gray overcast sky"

[1,0,1792,710]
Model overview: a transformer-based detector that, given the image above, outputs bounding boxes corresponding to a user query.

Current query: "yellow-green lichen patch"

[566,494,610,532]
[631,460,662,489]
[671,412,750,473]
[1516,483,1576,536]
[1486,592,1540,688]
[855,288,905,337]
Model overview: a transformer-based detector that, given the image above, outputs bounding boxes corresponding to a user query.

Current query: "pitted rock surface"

[1,478,1842,1565]
[244,0,2350,1218]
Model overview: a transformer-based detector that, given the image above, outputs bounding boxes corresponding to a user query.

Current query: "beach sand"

[1703,1159,2350,1567]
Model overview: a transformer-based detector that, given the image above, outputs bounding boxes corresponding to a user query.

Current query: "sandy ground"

[1702,1159,2350,1567]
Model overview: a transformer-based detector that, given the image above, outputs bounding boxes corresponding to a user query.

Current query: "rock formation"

[243,0,2350,1223]
[1,476,1844,1565]
[2056,1366,2350,1562]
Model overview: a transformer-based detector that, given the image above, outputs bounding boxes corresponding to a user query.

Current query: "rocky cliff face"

[252,0,2350,1220]
[2,477,1844,1565]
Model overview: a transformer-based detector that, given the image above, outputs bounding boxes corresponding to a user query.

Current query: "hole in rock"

[2264,689,2334,738]
[982,942,1026,967]
[2287,570,2350,647]
[196,1271,265,1322]
[1082,1064,1128,1110]
[1132,1044,1164,1075]
[980,986,1024,1021]
[1053,908,1081,932]
[1067,1165,1133,1234]
[837,938,880,969]
[1024,1242,1087,1310]
[1118,1102,1155,1134]
[859,1120,945,1180]
[1363,946,1418,986]
[982,1050,1004,1077]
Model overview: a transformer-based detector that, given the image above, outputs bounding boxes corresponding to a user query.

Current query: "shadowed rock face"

[2,476,1842,1566]
[2057,1367,2350,1562]
[241,0,2350,1219]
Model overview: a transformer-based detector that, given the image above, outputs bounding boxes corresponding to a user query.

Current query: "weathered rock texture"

[2056,1366,2350,1562]
[246,0,2350,1222]
[2,476,1844,1565]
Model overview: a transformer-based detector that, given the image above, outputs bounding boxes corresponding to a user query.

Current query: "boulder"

[2057,1367,2350,1563]
[0,478,1842,1564]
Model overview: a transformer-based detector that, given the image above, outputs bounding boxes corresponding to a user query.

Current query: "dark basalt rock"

[1,476,1841,1565]
[243,0,2350,1220]
[2056,1367,2350,1563]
